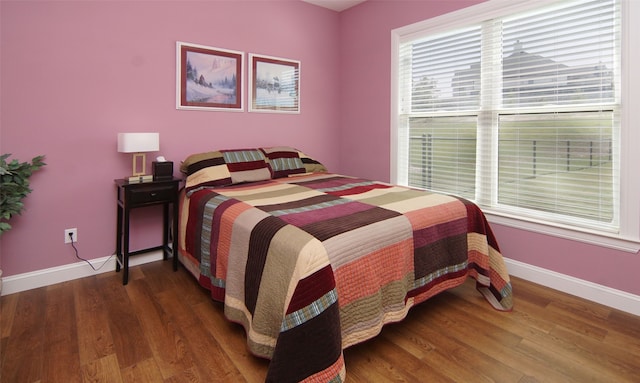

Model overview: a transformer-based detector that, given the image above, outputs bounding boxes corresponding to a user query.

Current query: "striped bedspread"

[178,173,513,382]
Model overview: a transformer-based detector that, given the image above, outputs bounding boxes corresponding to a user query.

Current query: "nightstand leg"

[172,202,179,271]
[162,203,169,260]
[123,207,130,285]
[116,204,123,272]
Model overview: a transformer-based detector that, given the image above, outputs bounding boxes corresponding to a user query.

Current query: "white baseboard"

[2,254,638,317]
[0,251,164,296]
[504,257,640,317]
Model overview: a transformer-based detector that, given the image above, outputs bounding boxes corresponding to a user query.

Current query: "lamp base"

[127,175,154,183]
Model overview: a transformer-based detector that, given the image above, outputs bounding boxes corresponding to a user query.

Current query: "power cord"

[68,232,115,271]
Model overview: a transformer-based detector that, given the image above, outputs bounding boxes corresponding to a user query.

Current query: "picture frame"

[176,42,244,111]
[249,54,300,113]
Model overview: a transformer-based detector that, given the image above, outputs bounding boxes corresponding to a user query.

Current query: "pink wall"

[338,0,640,296]
[0,1,341,275]
[2,0,639,297]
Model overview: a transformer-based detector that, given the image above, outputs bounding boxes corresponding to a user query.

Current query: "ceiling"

[301,0,367,12]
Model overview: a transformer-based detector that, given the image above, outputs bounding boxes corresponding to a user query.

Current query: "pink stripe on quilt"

[279,201,374,226]
[333,239,413,307]
[403,200,467,230]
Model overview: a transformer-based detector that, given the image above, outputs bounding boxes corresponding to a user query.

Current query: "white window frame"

[391,0,640,252]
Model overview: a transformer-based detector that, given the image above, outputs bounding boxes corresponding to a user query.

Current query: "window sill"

[485,211,640,253]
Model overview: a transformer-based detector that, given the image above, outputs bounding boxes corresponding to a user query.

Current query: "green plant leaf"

[0,222,11,233]
[0,153,46,235]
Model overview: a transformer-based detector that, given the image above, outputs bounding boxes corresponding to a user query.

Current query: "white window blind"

[497,0,620,231]
[501,0,616,108]
[398,27,482,199]
[410,27,481,112]
[395,0,625,238]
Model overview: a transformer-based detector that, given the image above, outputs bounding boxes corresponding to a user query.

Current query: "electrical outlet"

[64,228,78,244]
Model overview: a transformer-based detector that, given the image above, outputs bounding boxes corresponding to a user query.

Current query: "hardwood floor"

[2,260,639,382]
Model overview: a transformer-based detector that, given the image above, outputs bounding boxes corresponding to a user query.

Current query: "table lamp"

[117,133,160,183]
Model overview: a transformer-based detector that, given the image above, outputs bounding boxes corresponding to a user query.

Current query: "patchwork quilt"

[178,173,513,382]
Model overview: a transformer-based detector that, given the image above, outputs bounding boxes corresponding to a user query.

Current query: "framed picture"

[176,42,244,111]
[249,54,300,113]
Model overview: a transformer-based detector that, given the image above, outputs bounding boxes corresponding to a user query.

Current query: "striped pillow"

[181,151,232,192]
[299,151,328,174]
[261,146,307,178]
[221,149,271,184]
[181,147,326,192]
[181,149,271,193]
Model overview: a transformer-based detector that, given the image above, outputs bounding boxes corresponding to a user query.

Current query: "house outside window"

[392,0,640,251]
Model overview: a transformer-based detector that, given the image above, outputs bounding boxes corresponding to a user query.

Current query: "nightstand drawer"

[129,185,175,204]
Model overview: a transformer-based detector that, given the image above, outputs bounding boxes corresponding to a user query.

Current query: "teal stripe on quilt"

[210,277,226,289]
[271,157,303,171]
[281,289,338,332]
[199,194,231,278]
[222,150,265,163]
[501,282,513,298]
[315,180,376,193]
[269,198,350,217]
[412,260,469,290]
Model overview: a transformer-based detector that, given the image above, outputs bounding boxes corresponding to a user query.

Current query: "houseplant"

[0,153,46,234]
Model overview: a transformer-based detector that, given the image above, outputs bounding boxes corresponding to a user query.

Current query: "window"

[392,0,640,251]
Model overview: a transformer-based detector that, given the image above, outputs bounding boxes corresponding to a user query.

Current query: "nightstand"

[115,178,180,285]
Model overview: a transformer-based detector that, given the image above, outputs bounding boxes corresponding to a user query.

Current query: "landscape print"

[250,54,299,113]
[177,42,243,111]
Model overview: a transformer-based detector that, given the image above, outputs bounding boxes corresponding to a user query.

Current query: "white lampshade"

[118,133,160,182]
[117,133,159,153]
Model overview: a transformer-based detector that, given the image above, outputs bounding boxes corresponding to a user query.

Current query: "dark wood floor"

[2,259,639,382]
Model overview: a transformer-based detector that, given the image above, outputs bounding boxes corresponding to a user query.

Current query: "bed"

[177,146,513,382]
